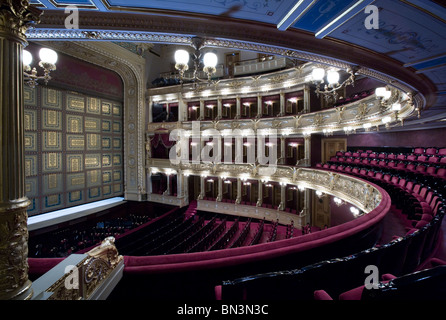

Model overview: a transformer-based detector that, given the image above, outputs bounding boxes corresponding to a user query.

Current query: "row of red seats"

[319,161,446,179]
[338,147,446,157]
[333,153,446,165]
[322,164,442,231]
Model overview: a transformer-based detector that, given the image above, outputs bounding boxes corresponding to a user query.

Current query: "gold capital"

[0,0,41,42]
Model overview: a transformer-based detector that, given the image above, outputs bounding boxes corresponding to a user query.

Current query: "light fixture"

[382,116,392,129]
[333,197,343,206]
[174,37,218,86]
[23,48,58,88]
[391,103,401,111]
[350,206,360,216]
[343,126,355,135]
[322,128,333,137]
[311,66,357,103]
[363,123,372,131]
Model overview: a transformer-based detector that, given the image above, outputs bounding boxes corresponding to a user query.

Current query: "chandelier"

[174,37,218,86]
[311,66,357,103]
[23,48,58,88]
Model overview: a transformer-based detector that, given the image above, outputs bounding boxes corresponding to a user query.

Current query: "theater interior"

[1,0,446,306]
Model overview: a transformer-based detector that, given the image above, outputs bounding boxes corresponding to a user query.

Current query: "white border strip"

[28,197,125,231]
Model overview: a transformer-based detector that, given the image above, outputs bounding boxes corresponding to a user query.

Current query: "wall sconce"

[311,66,357,103]
[343,126,355,135]
[382,116,392,129]
[333,197,343,206]
[363,123,372,132]
[322,128,333,137]
[23,48,58,88]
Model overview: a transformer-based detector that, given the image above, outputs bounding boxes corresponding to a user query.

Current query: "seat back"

[425,147,437,155]
[413,147,424,155]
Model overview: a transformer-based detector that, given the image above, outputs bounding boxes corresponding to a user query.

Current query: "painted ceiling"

[29,0,446,128]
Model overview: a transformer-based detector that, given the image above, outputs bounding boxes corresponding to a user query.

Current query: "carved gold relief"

[46,237,123,300]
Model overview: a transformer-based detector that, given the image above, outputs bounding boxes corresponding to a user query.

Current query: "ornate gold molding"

[46,237,123,300]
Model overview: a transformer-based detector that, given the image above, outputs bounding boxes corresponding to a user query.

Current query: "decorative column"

[183,174,189,200]
[147,95,153,123]
[278,183,286,211]
[178,93,186,122]
[280,136,286,165]
[235,95,241,119]
[199,99,205,120]
[177,171,183,199]
[300,188,311,226]
[256,179,263,207]
[165,102,170,121]
[146,169,153,195]
[164,173,171,196]
[217,97,222,120]
[304,133,311,166]
[303,84,310,113]
[256,93,262,118]
[0,0,41,300]
[279,90,285,116]
[216,176,223,202]
[235,178,241,204]
[198,175,205,200]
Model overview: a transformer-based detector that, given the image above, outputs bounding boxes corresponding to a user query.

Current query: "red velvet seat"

[438,148,446,156]
[413,147,424,155]
[387,161,397,168]
[388,153,396,160]
[425,147,437,155]
[425,166,437,175]
[378,153,387,159]
[415,165,426,173]
[407,154,417,161]
[435,168,446,178]
[428,156,440,163]
[417,155,428,163]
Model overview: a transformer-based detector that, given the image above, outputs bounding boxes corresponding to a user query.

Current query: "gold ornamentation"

[47,237,123,300]
[355,103,370,120]
[269,74,288,84]
[227,80,244,90]
[0,0,41,41]
[335,106,346,123]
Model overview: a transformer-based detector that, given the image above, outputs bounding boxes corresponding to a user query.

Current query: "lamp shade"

[392,103,402,111]
[23,50,32,66]
[39,48,58,65]
[375,87,388,97]
[203,52,217,68]
[312,68,325,81]
[327,70,340,84]
[382,116,392,123]
[174,49,190,65]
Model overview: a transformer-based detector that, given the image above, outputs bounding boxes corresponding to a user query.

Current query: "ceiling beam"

[315,0,376,39]
[276,0,316,31]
